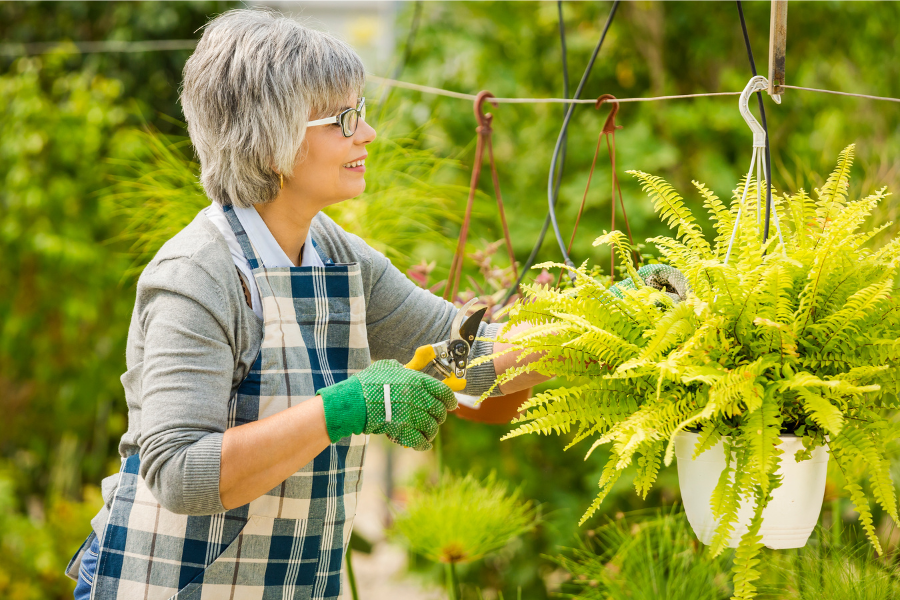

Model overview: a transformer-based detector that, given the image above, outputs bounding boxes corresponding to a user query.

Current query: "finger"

[382,421,404,445]
[413,409,440,441]
[416,391,450,421]
[419,376,457,409]
[398,424,428,451]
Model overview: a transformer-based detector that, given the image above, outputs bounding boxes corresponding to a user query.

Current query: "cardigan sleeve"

[310,213,502,397]
[132,253,235,515]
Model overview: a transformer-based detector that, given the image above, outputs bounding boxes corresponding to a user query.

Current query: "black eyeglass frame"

[306,97,366,137]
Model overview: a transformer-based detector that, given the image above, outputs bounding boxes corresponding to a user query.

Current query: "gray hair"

[181,9,366,208]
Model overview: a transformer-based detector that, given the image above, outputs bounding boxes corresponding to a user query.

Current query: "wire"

[367,76,743,103]
[549,0,620,283]
[781,85,900,104]
[736,0,774,245]
[499,0,568,308]
[6,40,899,105]
[0,40,198,56]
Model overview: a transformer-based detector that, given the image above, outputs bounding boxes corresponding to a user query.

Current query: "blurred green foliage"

[0,1,235,133]
[0,53,133,598]
[1,1,899,598]
[376,1,900,282]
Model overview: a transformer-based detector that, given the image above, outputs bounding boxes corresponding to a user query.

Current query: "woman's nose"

[356,118,376,145]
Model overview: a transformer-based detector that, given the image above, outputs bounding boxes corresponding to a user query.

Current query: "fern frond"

[786,188,818,251]
[633,441,663,499]
[628,170,711,257]
[796,388,844,436]
[815,144,855,234]
[693,421,724,459]
[836,425,900,525]
[636,301,697,363]
[593,230,643,287]
[814,272,894,353]
[694,180,733,255]
[730,500,765,600]
[708,441,745,556]
[705,357,773,418]
[741,391,783,498]
[831,442,883,553]
[579,454,623,525]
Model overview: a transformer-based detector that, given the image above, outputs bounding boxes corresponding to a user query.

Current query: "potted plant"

[483,145,900,599]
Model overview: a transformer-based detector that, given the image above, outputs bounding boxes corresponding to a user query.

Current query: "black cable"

[555,0,570,213]
[499,0,571,307]
[736,0,774,244]
[550,0,620,283]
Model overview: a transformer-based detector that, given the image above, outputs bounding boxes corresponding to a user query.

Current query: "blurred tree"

[0,1,235,133]
[0,53,134,597]
[377,1,900,286]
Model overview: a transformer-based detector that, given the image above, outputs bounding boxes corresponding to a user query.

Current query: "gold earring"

[279,173,284,190]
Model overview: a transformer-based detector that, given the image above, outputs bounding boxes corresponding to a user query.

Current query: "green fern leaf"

[815,144,855,234]
[628,170,711,258]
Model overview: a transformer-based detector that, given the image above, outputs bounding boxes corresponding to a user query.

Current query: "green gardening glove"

[318,360,458,451]
[609,264,690,304]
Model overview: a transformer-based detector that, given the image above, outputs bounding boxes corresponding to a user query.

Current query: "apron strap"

[224,204,337,267]
[311,238,335,266]
[222,204,263,269]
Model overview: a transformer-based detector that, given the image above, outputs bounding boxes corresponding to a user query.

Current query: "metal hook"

[596,94,623,135]
[739,75,780,148]
[474,91,499,131]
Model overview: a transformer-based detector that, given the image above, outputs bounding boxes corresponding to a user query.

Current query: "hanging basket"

[674,431,829,549]
[453,388,531,425]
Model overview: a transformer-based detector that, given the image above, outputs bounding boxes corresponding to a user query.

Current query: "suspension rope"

[443,91,516,303]
[549,0,621,284]
[781,85,900,104]
[5,41,897,105]
[737,0,775,245]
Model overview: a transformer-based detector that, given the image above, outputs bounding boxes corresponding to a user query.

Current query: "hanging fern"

[485,145,900,600]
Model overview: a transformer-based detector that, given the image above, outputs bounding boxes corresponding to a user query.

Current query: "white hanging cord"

[4,41,898,106]
[760,146,787,252]
[723,148,758,266]
[724,76,788,267]
[367,75,743,104]
[781,85,900,104]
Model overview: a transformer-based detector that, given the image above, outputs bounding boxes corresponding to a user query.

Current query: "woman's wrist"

[318,377,367,442]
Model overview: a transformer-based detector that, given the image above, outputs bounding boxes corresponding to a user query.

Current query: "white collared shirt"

[205,202,325,319]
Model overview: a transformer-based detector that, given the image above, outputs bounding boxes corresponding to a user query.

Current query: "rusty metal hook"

[596,94,623,135]
[474,91,499,132]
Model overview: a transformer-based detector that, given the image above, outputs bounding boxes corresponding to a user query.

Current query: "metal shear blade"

[404,297,488,391]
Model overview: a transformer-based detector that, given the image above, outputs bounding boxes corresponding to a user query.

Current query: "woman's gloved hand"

[610,264,690,304]
[318,360,457,451]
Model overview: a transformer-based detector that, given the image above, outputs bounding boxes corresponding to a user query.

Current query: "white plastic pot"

[674,431,829,549]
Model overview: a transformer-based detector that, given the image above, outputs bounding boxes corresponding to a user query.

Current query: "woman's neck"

[254,196,317,266]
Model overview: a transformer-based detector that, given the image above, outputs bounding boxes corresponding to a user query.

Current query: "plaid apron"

[89,206,370,600]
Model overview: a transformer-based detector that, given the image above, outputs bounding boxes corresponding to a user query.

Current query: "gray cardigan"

[92,209,501,536]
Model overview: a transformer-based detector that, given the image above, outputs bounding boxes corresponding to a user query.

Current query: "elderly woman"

[65,9,543,600]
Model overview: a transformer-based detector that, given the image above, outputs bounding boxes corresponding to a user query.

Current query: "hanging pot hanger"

[723,75,786,265]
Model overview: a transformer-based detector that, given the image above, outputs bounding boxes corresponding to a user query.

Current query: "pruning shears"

[405,298,488,392]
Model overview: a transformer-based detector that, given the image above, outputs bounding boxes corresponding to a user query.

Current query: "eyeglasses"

[306,97,366,137]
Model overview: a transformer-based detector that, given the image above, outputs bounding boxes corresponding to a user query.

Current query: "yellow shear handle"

[405,345,436,371]
[405,345,467,393]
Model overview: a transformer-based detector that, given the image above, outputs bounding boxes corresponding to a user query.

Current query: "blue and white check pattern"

[88,205,370,600]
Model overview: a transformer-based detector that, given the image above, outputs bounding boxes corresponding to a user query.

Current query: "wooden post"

[768,0,788,97]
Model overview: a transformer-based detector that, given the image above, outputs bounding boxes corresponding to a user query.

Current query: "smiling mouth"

[342,159,366,168]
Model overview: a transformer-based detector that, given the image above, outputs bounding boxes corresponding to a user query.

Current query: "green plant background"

[1,1,899,598]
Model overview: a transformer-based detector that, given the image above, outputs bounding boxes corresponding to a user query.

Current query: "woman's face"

[289,92,376,211]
